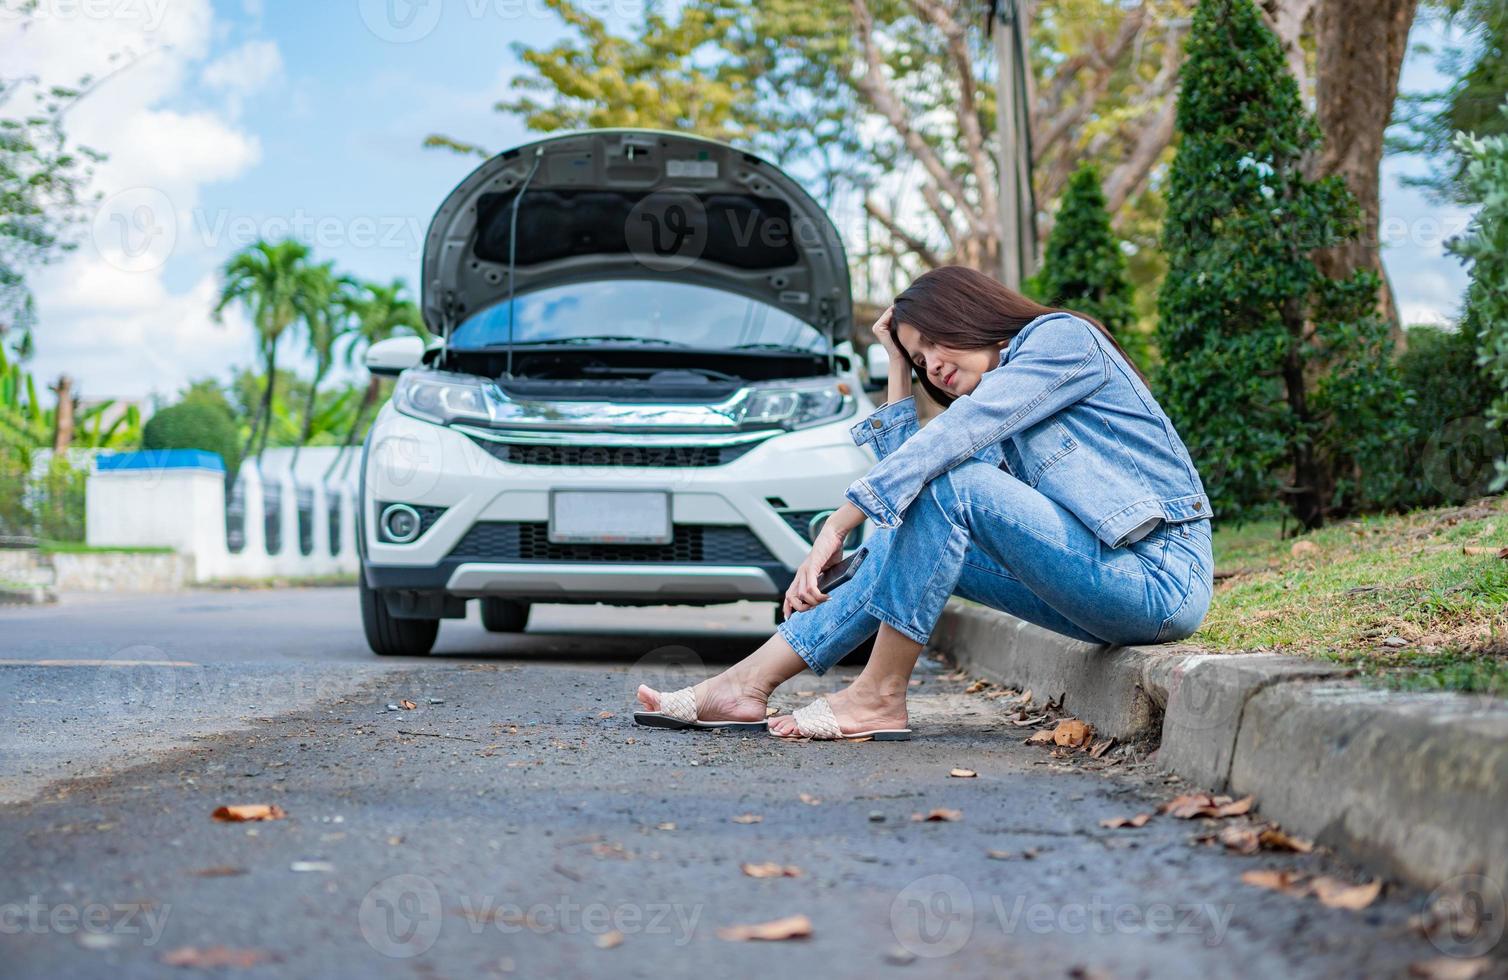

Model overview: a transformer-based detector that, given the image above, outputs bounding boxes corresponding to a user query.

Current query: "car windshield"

[448,279,830,353]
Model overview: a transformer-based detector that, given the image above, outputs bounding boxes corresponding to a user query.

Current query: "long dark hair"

[890,265,1143,407]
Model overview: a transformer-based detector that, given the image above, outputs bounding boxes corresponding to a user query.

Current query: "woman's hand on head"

[871,305,904,362]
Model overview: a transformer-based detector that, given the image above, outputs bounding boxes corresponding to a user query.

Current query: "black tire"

[359,574,439,656]
[479,597,530,633]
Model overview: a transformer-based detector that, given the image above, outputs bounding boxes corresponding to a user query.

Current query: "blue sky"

[7,0,1477,402]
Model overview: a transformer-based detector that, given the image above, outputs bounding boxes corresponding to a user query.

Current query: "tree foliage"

[142,398,242,479]
[1156,0,1411,529]
[1028,162,1144,369]
[1448,102,1508,489]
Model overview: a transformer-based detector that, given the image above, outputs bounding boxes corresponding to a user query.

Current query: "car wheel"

[359,574,439,656]
[479,598,530,633]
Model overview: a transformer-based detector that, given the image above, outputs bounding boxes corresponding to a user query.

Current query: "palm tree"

[324,278,427,481]
[287,262,352,472]
[213,239,320,463]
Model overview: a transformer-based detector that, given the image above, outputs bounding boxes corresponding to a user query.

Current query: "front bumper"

[361,406,874,603]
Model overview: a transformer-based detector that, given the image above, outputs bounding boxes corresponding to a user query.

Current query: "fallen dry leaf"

[965,679,989,694]
[1218,825,1261,855]
[798,793,821,806]
[597,711,615,719]
[1408,957,1493,980]
[399,699,417,710]
[595,930,625,949]
[740,862,803,879]
[1462,546,1508,559]
[1161,793,1253,820]
[1025,729,1056,745]
[716,914,813,942]
[1290,540,1319,558]
[732,814,763,824]
[1240,868,1309,896]
[189,866,248,877]
[161,946,268,968]
[1257,827,1313,853]
[1311,876,1382,910]
[1053,719,1093,749]
[911,808,962,822]
[1088,738,1115,759]
[765,707,779,717]
[986,849,1013,860]
[949,768,978,778]
[1011,714,1049,728]
[211,804,286,823]
[656,822,676,831]
[1099,813,1152,830]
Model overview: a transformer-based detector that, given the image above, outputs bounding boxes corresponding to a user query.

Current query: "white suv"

[357,129,879,656]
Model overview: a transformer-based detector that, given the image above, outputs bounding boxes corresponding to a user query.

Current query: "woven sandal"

[773,696,912,741]
[633,687,769,731]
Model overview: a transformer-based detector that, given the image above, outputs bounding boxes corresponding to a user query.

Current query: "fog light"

[806,510,836,543]
[381,503,423,544]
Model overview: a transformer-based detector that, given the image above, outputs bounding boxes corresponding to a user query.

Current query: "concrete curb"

[930,600,1508,896]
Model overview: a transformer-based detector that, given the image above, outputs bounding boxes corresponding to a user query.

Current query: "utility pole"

[991,0,1038,290]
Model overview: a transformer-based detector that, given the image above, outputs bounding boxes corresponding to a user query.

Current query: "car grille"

[777,509,861,548]
[448,522,778,565]
[471,440,760,468]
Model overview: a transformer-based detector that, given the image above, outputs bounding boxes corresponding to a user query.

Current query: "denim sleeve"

[844,318,1109,528]
[849,396,920,461]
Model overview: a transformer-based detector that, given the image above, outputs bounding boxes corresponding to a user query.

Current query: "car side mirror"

[365,336,425,377]
[864,343,890,392]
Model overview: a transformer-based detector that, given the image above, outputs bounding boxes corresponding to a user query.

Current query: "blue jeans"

[777,458,1214,675]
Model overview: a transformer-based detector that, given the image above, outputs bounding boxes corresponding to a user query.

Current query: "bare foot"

[768,679,908,738]
[636,670,769,724]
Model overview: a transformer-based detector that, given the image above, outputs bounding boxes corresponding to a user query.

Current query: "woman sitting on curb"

[635,265,1214,740]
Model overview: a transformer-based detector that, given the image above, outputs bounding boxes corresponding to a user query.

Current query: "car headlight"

[737,381,854,430]
[392,370,499,426]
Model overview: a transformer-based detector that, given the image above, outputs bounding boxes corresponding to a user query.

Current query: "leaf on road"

[1053,719,1093,749]
[949,768,978,779]
[190,866,248,877]
[1160,793,1253,819]
[595,930,625,949]
[1257,827,1313,853]
[1011,714,1049,728]
[732,814,763,824]
[1311,876,1382,910]
[1240,868,1309,896]
[1088,738,1116,759]
[1099,813,1151,829]
[911,808,962,822]
[987,849,1013,860]
[656,822,676,831]
[1408,957,1493,980]
[212,804,286,823]
[716,914,813,942]
[161,946,268,968]
[965,679,989,693]
[597,711,615,719]
[399,699,417,710]
[798,793,821,806]
[1025,730,1056,745]
[1218,825,1261,855]
[741,862,803,878]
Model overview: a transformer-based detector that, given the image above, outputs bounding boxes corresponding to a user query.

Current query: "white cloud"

[4,0,269,399]
[202,39,283,101]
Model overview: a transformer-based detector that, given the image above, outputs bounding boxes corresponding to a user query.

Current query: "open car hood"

[421,129,853,342]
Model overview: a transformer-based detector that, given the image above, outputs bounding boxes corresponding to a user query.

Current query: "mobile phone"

[817,547,868,593]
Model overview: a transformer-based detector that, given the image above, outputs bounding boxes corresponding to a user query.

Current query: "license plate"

[548,490,672,544]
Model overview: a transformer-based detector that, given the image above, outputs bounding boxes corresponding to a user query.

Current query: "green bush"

[1155,0,1411,529]
[1393,321,1502,507]
[142,398,241,478]
[1448,102,1508,490]
[1030,163,1147,372]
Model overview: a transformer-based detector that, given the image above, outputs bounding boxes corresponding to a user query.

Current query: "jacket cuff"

[850,397,919,458]
[845,478,901,529]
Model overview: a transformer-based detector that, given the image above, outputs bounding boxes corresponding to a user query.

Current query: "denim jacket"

[846,312,1212,549]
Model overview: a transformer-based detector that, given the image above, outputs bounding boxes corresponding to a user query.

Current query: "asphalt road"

[0,590,1483,978]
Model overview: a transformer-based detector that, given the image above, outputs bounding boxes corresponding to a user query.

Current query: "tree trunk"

[50,375,75,453]
[1311,0,1419,344]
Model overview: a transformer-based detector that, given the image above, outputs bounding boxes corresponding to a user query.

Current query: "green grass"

[38,540,174,554]
[1195,497,1508,694]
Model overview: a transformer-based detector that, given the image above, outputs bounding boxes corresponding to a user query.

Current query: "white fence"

[86,446,362,582]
